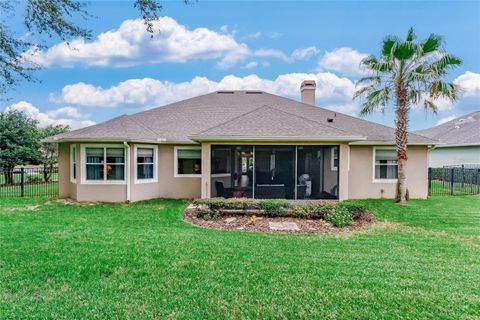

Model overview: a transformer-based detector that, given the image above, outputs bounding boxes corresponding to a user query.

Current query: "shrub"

[339,202,367,219]
[324,206,353,227]
[258,199,290,216]
[26,174,43,183]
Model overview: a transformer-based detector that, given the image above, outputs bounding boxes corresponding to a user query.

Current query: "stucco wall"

[58,143,71,199]
[348,145,429,199]
[58,142,201,202]
[428,146,480,167]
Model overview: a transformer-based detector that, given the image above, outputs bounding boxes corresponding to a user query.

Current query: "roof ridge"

[127,114,161,138]
[193,104,268,136]
[266,104,350,135]
[194,104,351,137]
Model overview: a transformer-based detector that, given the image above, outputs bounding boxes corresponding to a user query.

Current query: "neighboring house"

[415,111,480,167]
[46,80,435,202]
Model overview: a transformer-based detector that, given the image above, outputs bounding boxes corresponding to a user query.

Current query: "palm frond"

[430,54,462,74]
[382,37,397,57]
[423,99,439,114]
[421,34,443,53]
[406,27,416,42]
[355,76,381,87]
[353,85,374,100]
[359,87,390,115]
[429,81,459,101]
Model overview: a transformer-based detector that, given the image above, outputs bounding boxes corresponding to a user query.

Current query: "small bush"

[258,199,290,216]
[339,202,367,219]
[26,174,43,183]
[324,206,353,227]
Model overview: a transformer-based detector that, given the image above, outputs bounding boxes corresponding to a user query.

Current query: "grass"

[0,196,479,319]
[430,180,480,196]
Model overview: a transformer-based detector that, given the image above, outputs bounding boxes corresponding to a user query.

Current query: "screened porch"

[210,145,339,200]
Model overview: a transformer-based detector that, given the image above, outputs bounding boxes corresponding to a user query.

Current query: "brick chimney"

[300,80,316,105]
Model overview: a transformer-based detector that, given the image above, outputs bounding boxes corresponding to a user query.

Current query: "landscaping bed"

[184,198,375,233]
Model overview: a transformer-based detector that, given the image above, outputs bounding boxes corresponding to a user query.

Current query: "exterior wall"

[338,143,349,201]
[58,143,71,198]
[57,141,430,202]
[428,146,480,167]
[58,142,201,202]
[348,145,429,199]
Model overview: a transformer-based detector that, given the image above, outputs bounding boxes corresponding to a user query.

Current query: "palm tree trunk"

[395,79,409,204]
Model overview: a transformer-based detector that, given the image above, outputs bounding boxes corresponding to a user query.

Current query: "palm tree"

[354,28,461,204]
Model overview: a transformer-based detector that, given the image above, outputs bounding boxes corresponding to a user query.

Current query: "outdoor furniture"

[215,181,233,198]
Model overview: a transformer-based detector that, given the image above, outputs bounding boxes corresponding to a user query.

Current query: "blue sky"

[3,0,480,130]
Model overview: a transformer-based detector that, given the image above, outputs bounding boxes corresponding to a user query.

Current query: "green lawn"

[1,196,479,319]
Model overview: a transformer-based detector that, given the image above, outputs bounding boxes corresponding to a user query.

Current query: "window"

[82,145,125,183]
[331,146,339,171]
[70,145,76,183]
[374,148,398,181]
[135,145,157,183]
[175,147,201,177]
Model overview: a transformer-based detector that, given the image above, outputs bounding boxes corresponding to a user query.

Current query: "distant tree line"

[0,110,69,184]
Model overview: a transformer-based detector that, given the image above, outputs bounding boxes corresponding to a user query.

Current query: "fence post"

[461,164,465,190]
[20,167,25,197]
[428,167,432,196]
[477,169,480,194]
[450,167,454,195]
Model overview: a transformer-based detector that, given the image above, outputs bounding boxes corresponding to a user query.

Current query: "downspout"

[124,141,131,203]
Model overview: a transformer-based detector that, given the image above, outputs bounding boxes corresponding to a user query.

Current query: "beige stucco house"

[47,80,435,202]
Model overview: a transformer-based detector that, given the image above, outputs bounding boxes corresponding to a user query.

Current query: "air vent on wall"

[217,91,234,94]
[245,91,262,94]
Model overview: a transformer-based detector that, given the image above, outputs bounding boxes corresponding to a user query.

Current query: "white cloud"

[317,47,369,77]
[291,46,320,61]
[253,49,290,61]
[53,72,357,111]
[24,17,251,69]
[242,61,258,69]
[436,115,457,126]
[455,71,480,97]
[4,101,95,129]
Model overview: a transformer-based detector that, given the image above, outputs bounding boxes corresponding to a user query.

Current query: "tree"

[353,28,461,204]
[0,0,165,96]
[0,110,40,184]
[38,124,70,182]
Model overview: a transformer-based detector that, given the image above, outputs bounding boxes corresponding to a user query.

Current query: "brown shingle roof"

[48,91,436,145]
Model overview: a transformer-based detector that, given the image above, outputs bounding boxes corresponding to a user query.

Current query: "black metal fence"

[0,167,59,198]
[428,165,480,196]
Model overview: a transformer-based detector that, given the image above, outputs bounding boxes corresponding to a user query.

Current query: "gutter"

[43,137,199,145]
[188,135,367,142]
[124,141,131,203]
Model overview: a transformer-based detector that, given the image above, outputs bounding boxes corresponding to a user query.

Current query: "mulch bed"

[183,207,375,234]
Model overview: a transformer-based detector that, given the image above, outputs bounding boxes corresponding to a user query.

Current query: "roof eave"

[43,137,198,145]
[349,140,436,146]
[189,135,367,142]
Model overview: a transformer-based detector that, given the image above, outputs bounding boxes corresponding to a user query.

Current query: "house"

[414,111,480,167]
[47,80,435,202]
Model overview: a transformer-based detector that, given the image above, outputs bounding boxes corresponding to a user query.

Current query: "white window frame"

[134,144,158,184]
[174,146,202,178]
[331,146,339,171]
[70,144,77,183]
[372,147,398,183]
[80,144,127,185]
